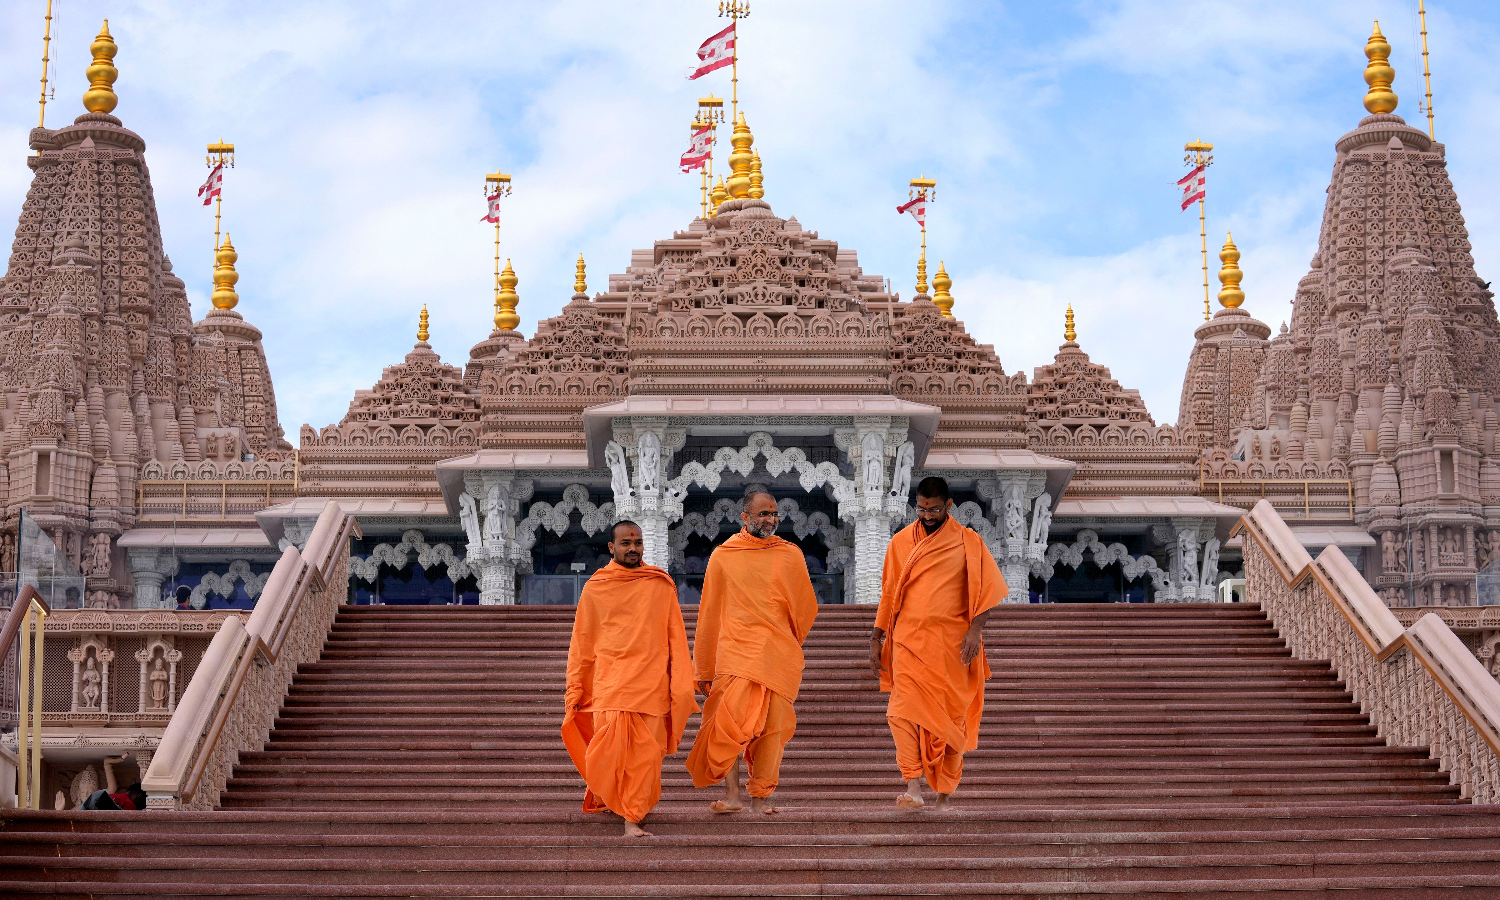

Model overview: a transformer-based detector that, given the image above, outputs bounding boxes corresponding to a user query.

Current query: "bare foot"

[623,821,653,837]
[896,792,924,810]
[933,794,953,812]
[751,796,781,815]
[710,799,744,814]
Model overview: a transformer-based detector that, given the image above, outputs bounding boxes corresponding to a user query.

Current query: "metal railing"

[1,586,50,808]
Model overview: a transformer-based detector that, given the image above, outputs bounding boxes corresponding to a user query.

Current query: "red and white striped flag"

[1178,164,1206,210]
[680,125,713,172]
[198,164,223,207]
[896,195,927,227]
[688,24,735,79]
[480,191,502,224]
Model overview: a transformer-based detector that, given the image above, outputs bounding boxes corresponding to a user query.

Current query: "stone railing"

[1236,499,1500,802]
[140,501,358,810]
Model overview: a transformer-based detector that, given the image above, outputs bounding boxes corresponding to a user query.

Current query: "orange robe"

[686,531,819,798]
[876,515,1005,794]
[562,561,697,823]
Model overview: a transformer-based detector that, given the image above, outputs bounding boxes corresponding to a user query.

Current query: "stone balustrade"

[1237,499,1500,802]
[140,501,358,810]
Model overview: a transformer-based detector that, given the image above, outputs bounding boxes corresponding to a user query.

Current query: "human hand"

[869,637,885,680]
[959,626,984,666]
[696,680,714,696]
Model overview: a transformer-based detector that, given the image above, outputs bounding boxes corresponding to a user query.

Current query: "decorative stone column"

[459,473,533,605]
[976,472,1053,602]
[834,418,912,604]
[1154,517,1215,602]
[126,548,178,609]
[604,420,685,571]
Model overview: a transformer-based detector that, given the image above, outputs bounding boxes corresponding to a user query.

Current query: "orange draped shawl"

[562,561,698,775]
[693,531,819,702]
[875,514,1006,751]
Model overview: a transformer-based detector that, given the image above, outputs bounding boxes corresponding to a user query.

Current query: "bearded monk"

[870,476,1006,811]
[563,520,697,837]
[686,490,819,815]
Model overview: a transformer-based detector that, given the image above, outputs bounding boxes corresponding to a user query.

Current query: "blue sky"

[2,0,1497,434]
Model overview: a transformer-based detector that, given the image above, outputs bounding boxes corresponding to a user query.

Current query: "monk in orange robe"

[563,520,697,837]
[686,490,819,814]
[871,476,1006,810]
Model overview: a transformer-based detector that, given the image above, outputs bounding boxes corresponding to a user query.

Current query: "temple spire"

[1217,232,1245,309]
[495,258,519,332]
[82,20,119,115]
[417,304,430,343]
[574,253,588,298]
[210,235,239,311]
[1064,303,1077,343]
[931,261,954,318]
[1363,20,1398,115]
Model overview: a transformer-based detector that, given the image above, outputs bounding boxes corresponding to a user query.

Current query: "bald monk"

[686,491,819,814]
[563,520,697,837]
[870,476,1006,811]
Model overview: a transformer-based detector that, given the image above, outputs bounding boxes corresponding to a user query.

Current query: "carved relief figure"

[861,432,884,497]
[458,492,482,549]
[83,533,111,577]
[80,656,101,710]
[638,431,662,493]
[1028,493,1053,548]
[1200,538,1221,592]
[1270,435,1281,459]
[1479,531,1500,570]
[604,441,633,500]
[1396,539,1408,572]
[1,532,16,574]
[149,657,168,709]
[1250,433,1262,460]
[888,441,915,500]
[484,484,507,545]
[203,433,218,459]
[1003,484,1027,541]
[1381,532,1397,572]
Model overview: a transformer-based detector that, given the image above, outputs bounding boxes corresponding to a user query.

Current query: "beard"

[745,521,776,538]
[919,513,946,534]
[616,551,642,568]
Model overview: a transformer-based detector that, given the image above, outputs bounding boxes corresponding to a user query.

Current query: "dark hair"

[609,520,642,542]
[915,476,950,502]
[743,489,777,508]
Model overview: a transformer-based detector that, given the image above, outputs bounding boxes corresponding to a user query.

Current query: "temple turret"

[1176,233,1271,449]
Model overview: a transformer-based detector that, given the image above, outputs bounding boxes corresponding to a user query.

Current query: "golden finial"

[495,258,519,332]
[749,152,764,200]
[1217,231,1245,309]
[82,20,118,115]
[1064,303,1077,343]
[710,175,729,214]
[726,112,754,199]
[1363,21,1398,115]
[417,304,430,343]
[210,234,239,311]
[574,253,587,296]
[931,261,954,318]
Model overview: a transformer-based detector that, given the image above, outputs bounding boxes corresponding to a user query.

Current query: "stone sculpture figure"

[1028,493,1053,548]
[1270,435,1281,459]
[638,431,662,493]
[81,656,101,710]
[1251,433,1262,460]
[888,441,915,500]
[484,484,507,546]
[861,432,885,497]
[1200,538,1221,595]
[458,492,482,549]
[1177,531,1200,594]
[1,532,15,574]
[1397,540,1409,571]
[605,441,633,500]
[83,533,111,576]
[1003,484,1027,541]
[203,433,218,459]
[1382,532,1397,572]
[149,657,168,709]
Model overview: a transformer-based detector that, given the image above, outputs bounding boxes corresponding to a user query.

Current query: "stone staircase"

[4,602,1500,897]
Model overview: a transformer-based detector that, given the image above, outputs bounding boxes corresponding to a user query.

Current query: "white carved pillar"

[607,420,684,572]
[461,474,533,605]
[978,472,1048,602]
[126,548,177,609]
[835,419,908,604]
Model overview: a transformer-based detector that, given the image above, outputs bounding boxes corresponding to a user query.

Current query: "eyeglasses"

[747,511,781,521]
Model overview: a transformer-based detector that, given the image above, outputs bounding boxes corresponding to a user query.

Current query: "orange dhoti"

[572,710,670,823]
[562,561,697,824]
[888,715,963,795]
[876,515,1006,795]
[685,674,796,798]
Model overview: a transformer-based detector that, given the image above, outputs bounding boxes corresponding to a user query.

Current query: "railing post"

[14,599,47,809]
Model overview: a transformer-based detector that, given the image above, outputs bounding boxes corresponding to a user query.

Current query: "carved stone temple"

[5,20,1500,774]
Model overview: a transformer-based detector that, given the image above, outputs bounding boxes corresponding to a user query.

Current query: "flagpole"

[719,1,749,124]
[38,0,54,129]
[206,140,235,251]
[697,95,724,217]
[908,175,936,296]
[1184,140,1214,322]
[484,171,512,323]
[1418,0,1435,139]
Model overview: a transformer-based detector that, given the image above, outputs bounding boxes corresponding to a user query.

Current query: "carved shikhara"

[1239,500,1500,803]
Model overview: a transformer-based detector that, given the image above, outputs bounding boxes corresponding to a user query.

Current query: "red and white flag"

[896,195,927,227]
[688,23,735,79]
[1178,164,1206,210]
[680,125,713,172]
[480,191,502,224]
[198,164,223,207]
